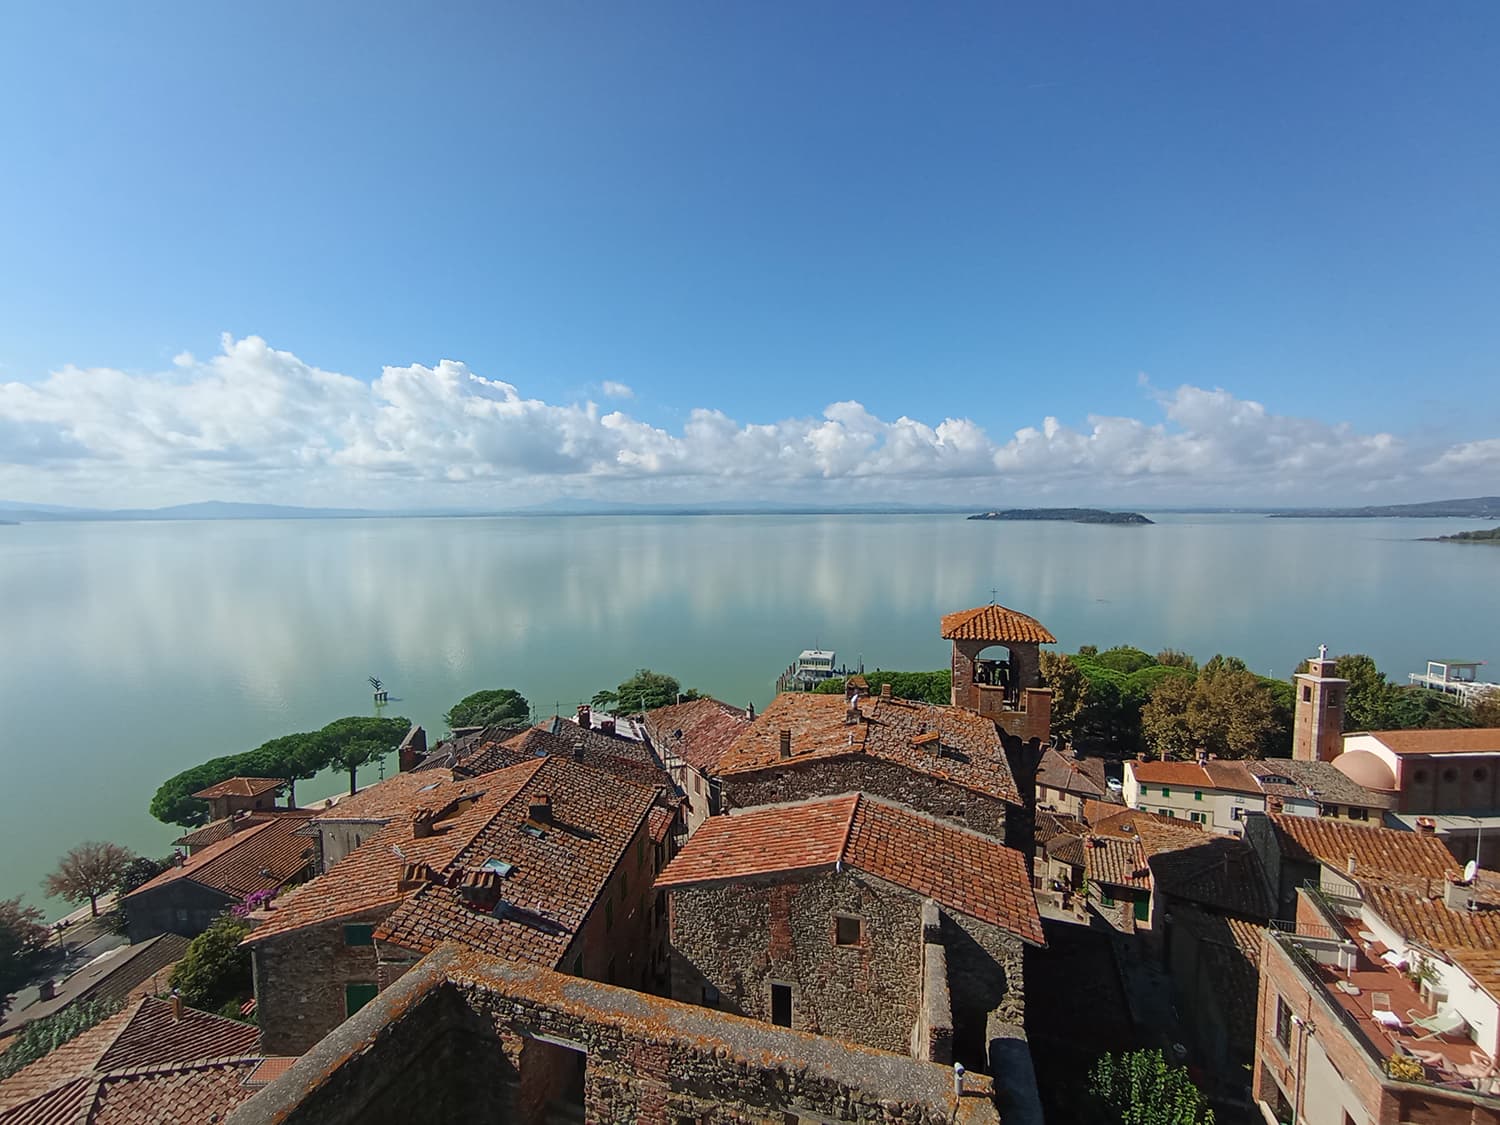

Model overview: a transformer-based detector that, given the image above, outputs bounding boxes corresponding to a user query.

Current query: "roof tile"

[939,604,1057,644]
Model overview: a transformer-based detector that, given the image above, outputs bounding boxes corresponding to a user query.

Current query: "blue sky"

[1,3,1497,507]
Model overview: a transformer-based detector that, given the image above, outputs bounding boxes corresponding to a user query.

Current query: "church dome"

[1333,750,1397,793]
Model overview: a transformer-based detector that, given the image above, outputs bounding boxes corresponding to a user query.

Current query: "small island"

[968,507,1153,525]
[1424,526,1500,544]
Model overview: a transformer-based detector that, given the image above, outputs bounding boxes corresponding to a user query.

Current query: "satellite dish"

[1464,859,1479,884]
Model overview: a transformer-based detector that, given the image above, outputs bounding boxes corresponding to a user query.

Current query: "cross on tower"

[990,587,998,605]
[1317,643,1328,661]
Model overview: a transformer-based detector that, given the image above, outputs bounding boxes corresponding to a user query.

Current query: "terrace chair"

[1407,1009,1468,1041]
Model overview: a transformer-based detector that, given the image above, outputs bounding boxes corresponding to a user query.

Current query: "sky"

[1,2,1497,509]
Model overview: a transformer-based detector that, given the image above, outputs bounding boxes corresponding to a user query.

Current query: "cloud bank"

[0,334,1491,507]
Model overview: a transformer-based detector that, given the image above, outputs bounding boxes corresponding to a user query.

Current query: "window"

[1302,686,1312,703]
[1160,808,1175,818]
[1194,790,1203,801]
[770,983,793,1028]
[343,923,375,946]
[1231,807,1245,821]
[1134,896,1149,922]
[1189,812,1204,824]
[345,982,378,1017]
[1099,887,1116,907]
[1348,806,1369,821]
[1321,805,1340,819]
[1413,769,1430,784]
[1161,787,1171,797]
[1139,786,1150,797]
[834,915,862,946]
[702,984,720,1008]
[1275,996,1293,1049]
[1327,692,1340,709]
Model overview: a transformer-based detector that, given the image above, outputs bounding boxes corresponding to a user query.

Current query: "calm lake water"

[2,512,1497,910]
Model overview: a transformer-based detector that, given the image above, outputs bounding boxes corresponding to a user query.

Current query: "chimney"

[576,704,591,730]
[37,979,54,1001]
[398,862,436,892]
[170,990,183,1021]
[779,730,792,759]
[1445,874,1476,913]
[599,717,616,737]
[1346,853,1357,876]
[845,699,860,726]
[572,738,586,763]
[746,702,755,720]
[880,683,892,700]
[411,808,438,840]
[1416,816,1437,836]
[529,794,553,823]
[398,725,427,773]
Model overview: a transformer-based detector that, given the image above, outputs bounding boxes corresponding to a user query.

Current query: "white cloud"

[600,380,634,400]
[0,334,1490,507]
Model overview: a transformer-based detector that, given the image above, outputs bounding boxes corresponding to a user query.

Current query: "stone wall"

[125,880,233,943]
[722,756,1012,843]
[669,868,927,1053]
[938,907,1026,1070]
[912,901,954,1064]
[251,904,394,1055]
[228,946,999,1125]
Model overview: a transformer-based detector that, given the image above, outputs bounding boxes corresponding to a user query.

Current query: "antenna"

[1465,859,1479,884]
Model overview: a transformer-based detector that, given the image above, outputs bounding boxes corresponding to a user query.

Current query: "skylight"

[481,858,515,876]
[416,782,442,793]
[521,824,545,840]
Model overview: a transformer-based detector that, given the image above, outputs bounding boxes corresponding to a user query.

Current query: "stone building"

[639,696,753,834]
[226,946,1004,1125]
[192,776,288,821]
[1034,746,1110,818]
[940,602,1055,742]
[122,811,315,941]
[714,689,1025,844]
[657,792,1043,1077]
[244,755,672,1055]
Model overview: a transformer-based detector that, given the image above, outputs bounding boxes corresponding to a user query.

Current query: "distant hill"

[0,501,380,523]
[968,508,1153,525]
[1268,496,1500,519]
[1425,526,1500,544]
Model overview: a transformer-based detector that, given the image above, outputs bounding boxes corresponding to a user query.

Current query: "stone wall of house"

[252,904,395,1055]
[721,756,1012,843]
[913,901,955,1064]
[229,951,999,1125]
[125,881,233,943]
[938,907,1027,1070]
[669,868,927,1054]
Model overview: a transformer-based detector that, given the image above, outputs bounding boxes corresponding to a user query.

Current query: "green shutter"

[345,982,378,1016]
[1134,896,1150,922]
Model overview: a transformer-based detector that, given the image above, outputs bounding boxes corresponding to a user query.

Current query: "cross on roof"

[1318,643,1328,661]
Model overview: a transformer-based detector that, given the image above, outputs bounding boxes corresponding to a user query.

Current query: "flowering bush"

[231,889,275,918]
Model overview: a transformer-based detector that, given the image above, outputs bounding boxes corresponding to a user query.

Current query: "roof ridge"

[836,794,861,865]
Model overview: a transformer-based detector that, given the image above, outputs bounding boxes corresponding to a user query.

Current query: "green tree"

[1155,648,1199,673]
[245,733,320,807]
[1093,646,1157,675]
[1382,687,1477,731]
[169,914,253,1012]
[0,997,120,1081]
[858,670,951,705]
[1039,652,1089,741]
[0,897,49,1019]
[1088,1049,1215,1124]
[43,842,134,918]
[603,670,697,712]
[812,677,846,695]
[1141,662,1278,760]
[1139,674,1197,759]
[444,688,531,730]
[315,715,411,795]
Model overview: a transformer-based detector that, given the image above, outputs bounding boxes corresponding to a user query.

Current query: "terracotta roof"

[1045,834,1087,868]
[657,794,1044,945]
[1448,948,1500,1002]
[1245,759,1394,809]
[506,718,668,787]
[310,769,470,823]
[1363,728,1500,756]
[1199,760,1261,794]
[374,757,659,964]
[1360,884,1500,954]
[1035,810,1088,845]
[125,813,315,902]
[190,777,285,800]
[1035,749,1108,799]
[1091,806,1202,842]
[1085,836,1150,889]
[244,762,545,944]
[0,996,261,1122]
[172,812,280,851]
[1270,815,1459,890]
[1129,760,1214,787]
[0,934,190,1035]
[716,692,1022,806]
[1142,832,1273,919]
[641,698,754,774]
[939,604,1057,644]
[648,805,680,844]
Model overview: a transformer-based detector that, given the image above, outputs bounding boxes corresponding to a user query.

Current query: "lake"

[2,512,1496,910]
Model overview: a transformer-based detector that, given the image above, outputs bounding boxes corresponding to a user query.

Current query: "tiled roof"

[1170,906,1266,1046]
[648,805,680,844]
[1045,834,1087,868]
[1360,884,1500,954]
[374,757,659,964]
[1035,809,1088,845]
[310,769,469,823]
[1246,759,1394,809]
[1085,836,1150,889]
[1270,815,1459,889]
[1090,806,1201,841]
[1199,760,1261,794]
[1364,728,1500,756]
[1035,749,1108,799]
[657,794,1044,945]
[1142,832,1273,920]
[0,996,261,1122]
[641,698,753,774]
[716,692,1022,806]
[1448,948,1500,1002]
[424,718,670,790]
[244,762,545,944]
[126,813,316,902]
[0,934,190,1035]
[1129,760,1214,787]
[190,777,285,800]
[939,604,1057,644]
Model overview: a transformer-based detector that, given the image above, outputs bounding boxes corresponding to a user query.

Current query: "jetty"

[1408,659,1500,706]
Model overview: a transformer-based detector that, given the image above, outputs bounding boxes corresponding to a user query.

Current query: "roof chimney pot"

[529,794,553,823]
[170,990,183,1021]
[576,704,591,730]
[1346,853,1357,876]
[880,683,892,700]
[779,729,792,759]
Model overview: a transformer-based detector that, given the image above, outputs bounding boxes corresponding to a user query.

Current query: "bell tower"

[1293,644,1348,763]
